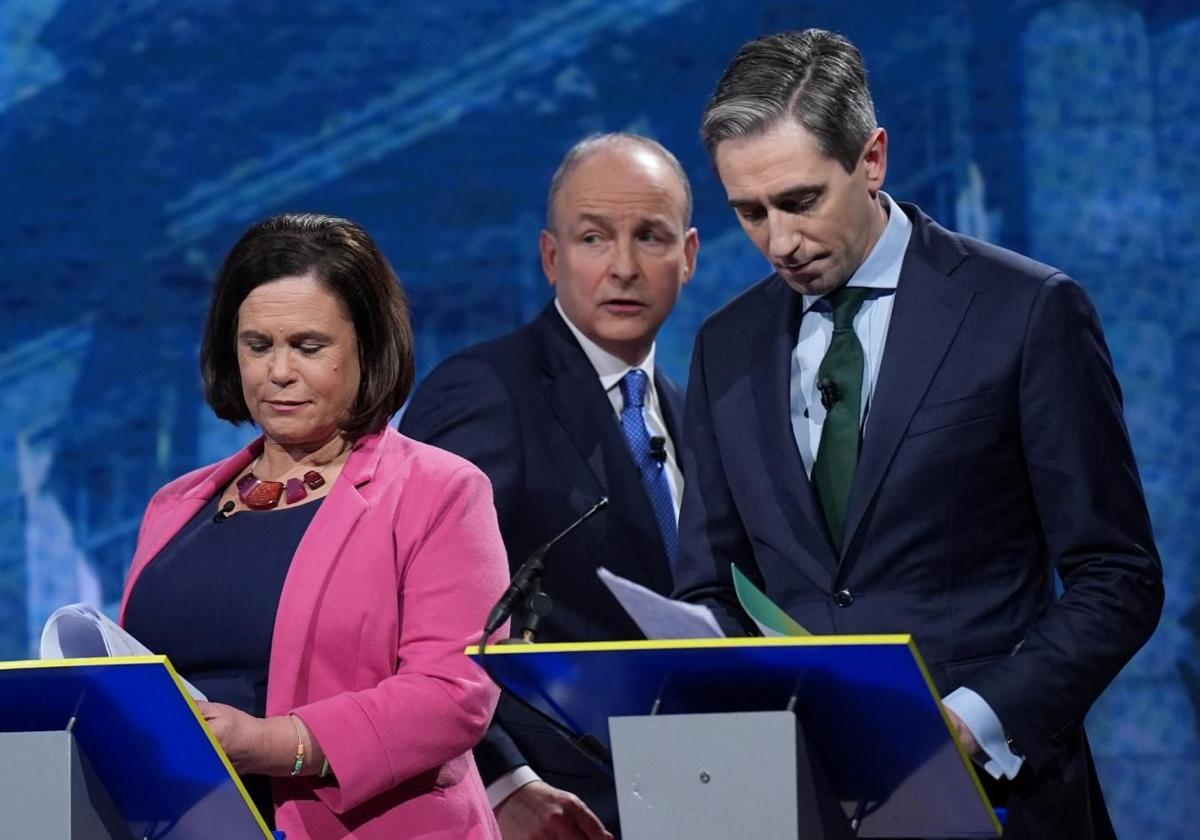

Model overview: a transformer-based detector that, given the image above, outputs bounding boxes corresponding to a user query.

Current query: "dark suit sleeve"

[399,355,528,785]
[671,325,760,635]
[963,274,1164,772]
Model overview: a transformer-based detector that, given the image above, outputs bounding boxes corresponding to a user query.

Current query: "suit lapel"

[534,306,672,593]
[752,280,840,572]
[841,211,974,561]
[267,431,379,709]
[655,367,683,456]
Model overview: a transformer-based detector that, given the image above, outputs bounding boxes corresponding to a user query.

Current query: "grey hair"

[545,132,693,230]
[701,30,877,173]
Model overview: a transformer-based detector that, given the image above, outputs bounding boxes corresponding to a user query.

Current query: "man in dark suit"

[401,133,698,839]
[672,30,1163,838]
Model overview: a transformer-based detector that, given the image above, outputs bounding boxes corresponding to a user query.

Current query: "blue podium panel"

[473,635,1001,838]
[0,657,271,840]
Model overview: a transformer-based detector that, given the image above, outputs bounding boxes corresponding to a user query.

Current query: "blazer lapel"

[751,279,840,572]
[267,431,378,710]
[655,367,683,457]
[534,306,672,593]
[841,212,974,561]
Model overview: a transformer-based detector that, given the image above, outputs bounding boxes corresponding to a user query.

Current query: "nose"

[269,347,296,385]
[767,209,805,263]
[610,239,639,284]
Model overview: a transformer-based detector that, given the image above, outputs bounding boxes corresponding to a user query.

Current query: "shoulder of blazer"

[900,201,1062,293]
[355,425,492,499]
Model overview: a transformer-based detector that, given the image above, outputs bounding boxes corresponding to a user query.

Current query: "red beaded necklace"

[236,458,327,510]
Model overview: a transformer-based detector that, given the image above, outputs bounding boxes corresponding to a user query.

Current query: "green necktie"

[811,286,872,552]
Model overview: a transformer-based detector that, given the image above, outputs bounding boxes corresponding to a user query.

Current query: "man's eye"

[783,197,817,214]
[246,342,270,353]
[299,345,322,355]
[738,208,766,223]
[581,233,604,245]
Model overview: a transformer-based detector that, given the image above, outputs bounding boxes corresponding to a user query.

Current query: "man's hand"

[495,780,613,840]
[944,706,981,756]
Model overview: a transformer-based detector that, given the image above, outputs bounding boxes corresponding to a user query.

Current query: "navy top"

[125,493,325,825]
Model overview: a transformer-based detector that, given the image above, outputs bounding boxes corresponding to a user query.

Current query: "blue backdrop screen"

[2,2,1196,834]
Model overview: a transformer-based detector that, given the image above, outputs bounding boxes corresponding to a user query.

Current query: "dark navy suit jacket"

[672,203,1163,838]
[400,303,682,832]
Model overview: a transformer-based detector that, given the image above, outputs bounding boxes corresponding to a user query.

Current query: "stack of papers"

[40,604,206,701]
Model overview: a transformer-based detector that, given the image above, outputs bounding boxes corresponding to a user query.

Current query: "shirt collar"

[554,299,656,392]
[801,191,912,314]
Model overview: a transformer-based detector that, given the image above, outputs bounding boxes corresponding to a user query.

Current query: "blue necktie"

[619,370,678,566]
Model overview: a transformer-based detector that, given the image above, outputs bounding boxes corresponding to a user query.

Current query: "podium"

[0,656,272,840]
[472,635,1002,838]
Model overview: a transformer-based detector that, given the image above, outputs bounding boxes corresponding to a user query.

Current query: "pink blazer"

[119,426,506,839]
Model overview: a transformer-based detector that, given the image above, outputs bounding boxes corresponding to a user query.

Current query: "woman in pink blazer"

[119,213,507,839]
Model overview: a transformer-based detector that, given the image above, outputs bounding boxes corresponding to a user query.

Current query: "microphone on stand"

[476,496,615,775]
[482,497,609,639]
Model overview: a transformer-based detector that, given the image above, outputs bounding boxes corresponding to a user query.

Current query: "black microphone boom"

[482,497,608,638]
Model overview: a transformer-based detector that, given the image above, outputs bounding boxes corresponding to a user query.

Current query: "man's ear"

[862,127,888,195]
[540,229,559,287]
[681,227,700,285]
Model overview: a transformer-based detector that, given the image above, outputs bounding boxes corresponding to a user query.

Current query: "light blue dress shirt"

[789,192,1023,780]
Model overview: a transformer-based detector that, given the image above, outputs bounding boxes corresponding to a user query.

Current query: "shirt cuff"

[943,686,1025,780]
[486,764,542,809]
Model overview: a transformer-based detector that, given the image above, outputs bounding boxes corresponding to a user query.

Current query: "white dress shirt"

[554,299,683,515]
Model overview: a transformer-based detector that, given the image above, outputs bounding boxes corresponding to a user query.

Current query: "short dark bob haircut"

[200,212,415,442]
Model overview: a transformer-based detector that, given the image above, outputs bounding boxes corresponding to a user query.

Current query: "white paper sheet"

[597,567,726,640]
[40,603,207,701]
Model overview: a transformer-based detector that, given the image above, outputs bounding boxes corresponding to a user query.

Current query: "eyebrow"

[238,329,334,343]
[575,212,615,229]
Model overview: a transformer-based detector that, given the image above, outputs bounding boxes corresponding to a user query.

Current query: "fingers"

[567,798,612,840]
[495,781,612,840]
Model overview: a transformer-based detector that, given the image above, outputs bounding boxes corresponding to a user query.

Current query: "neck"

[604,340,652,368]
[258,433,349,478]
[861,193,890,263]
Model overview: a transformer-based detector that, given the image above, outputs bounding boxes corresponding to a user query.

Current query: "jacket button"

[834,589,854,608]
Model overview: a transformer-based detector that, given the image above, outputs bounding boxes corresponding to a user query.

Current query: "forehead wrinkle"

[553,147,689,230]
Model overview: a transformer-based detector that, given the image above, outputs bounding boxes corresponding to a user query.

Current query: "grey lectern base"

[0,731,133,840]
[610,711,853,840]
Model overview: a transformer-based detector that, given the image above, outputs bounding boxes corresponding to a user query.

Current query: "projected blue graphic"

[1,2,1196,835]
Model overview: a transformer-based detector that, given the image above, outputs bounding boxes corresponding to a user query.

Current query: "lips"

[601,298,647,315]
[778,254,825,273]
[265,400,308,413]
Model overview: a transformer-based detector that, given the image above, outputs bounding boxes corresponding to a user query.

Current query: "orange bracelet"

[289,716,306,776]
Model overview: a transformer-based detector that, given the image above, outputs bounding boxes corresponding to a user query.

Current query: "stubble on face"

[715,120,887,297]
